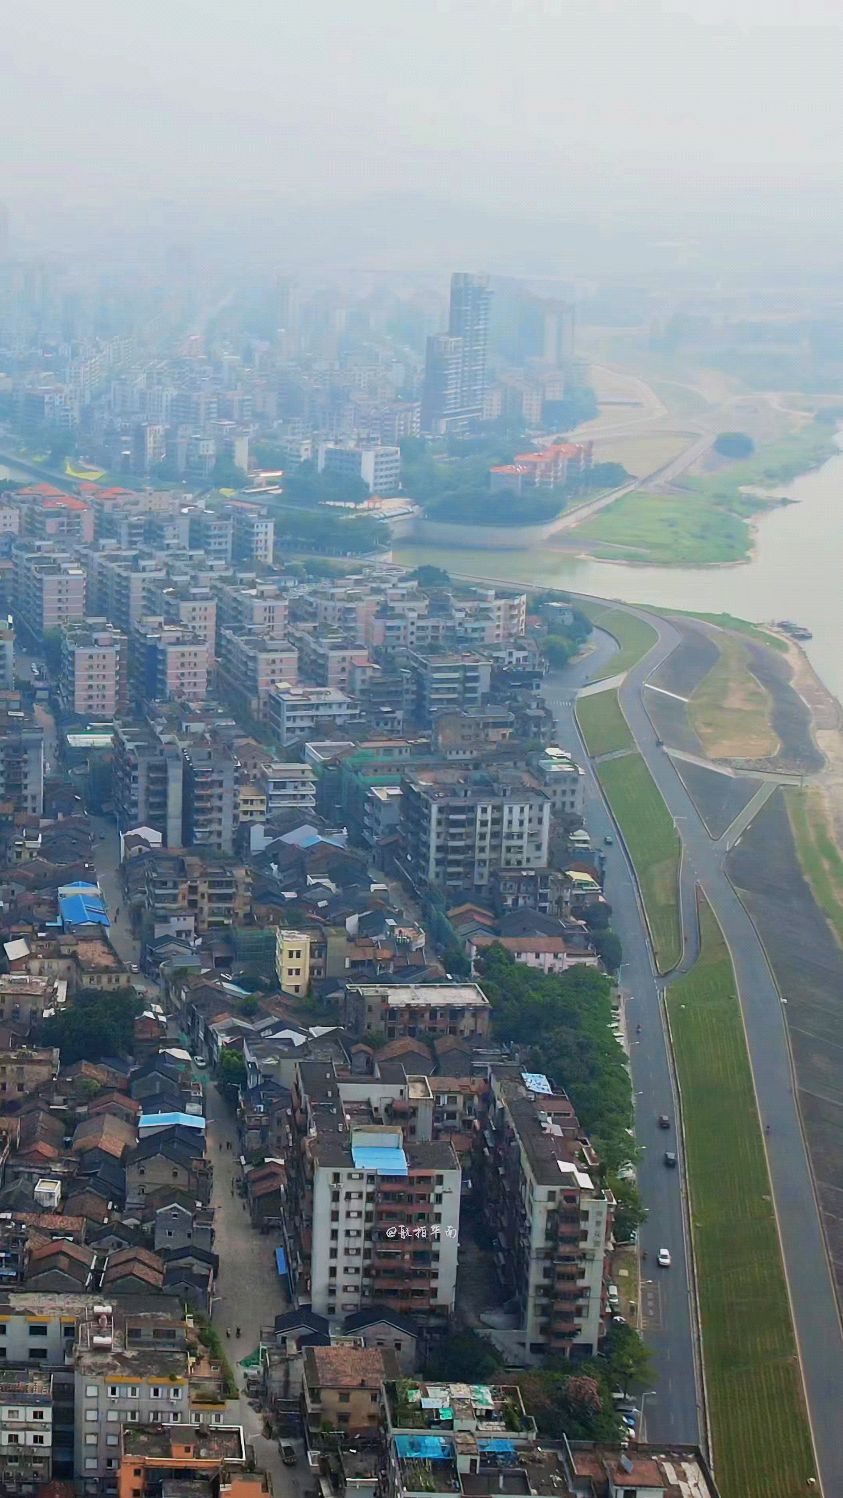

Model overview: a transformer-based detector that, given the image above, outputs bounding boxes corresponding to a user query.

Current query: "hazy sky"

[4,0,843,268]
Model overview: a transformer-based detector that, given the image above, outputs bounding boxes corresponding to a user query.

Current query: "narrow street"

[204,1077,297,1498]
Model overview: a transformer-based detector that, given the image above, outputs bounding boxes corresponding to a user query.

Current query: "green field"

[596,753,681,971]
[577,602,658,680]
[571,421,836,567]
[786,787,843,949]
[576,689,633,758]
[667,902,816,1498]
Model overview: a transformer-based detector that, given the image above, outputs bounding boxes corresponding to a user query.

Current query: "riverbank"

[562,419,837,567]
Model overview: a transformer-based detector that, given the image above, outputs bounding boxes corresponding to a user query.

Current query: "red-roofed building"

[490,440,592,495]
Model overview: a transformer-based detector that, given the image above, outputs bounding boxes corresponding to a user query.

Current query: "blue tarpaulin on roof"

[351,1145,408,1176]
[477,1441,516,1455]
[394,1436,453,1460]
[275,1248,288,1276]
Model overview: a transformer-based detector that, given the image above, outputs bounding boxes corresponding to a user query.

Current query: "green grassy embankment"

[687,636,779,761]
[786,787,843,949]
[662,609,789,653]
[667,900,816,1498]
[576,689,633,759]
[570,421,836,567]
[596,753,681,972]
[578,602,658,681]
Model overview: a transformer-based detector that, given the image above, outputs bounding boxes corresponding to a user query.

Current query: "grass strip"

[785,787,843,949]
[578,602,658,680]
[667,900,816,1498]
[687,636,778,761]
[596,752,681,972]
[577,689,634,758]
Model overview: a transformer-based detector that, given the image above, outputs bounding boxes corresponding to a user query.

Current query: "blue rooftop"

[351,1145,408,1176]
[275,1247,288,1276]
[59,891,109,928]
[138,1112,205,1131]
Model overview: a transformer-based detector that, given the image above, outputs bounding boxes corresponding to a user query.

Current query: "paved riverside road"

[613,609,843,1494]
[542,633,702,1447]
[562,605,843,1492]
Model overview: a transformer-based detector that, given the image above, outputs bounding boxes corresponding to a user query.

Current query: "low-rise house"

[0,1046,59,1100]
[126,1127,212,1206]
[246,1161,285,1228]
[342,1306,419,1373]
[101,1245,165,1295]
[152,1200,215,1255]
[25,1239,98,1291]
[302,1345,398,1437]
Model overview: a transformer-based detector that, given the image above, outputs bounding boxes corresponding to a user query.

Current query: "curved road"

[563,606,843,1493]
[543,634,702,1447]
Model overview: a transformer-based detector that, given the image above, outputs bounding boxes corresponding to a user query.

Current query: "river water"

[396,442,843,705]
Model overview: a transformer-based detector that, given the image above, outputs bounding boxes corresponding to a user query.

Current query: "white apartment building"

[266,684,357,747]
[259,761,317,818]
[0,1368,53,1493]
[479,1072,613,1364]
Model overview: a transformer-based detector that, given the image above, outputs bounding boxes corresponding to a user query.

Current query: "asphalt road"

[613,609,843,1494]
[543,634,702,1447]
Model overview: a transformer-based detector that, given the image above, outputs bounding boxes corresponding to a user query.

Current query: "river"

[396,440,843,705]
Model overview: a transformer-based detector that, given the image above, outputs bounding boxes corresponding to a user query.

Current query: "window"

[32,1410,45,1421]
[107,1410,119,1422]
[29,1324,47,1337]
[171,1387,183,1400]
[85,1435,97,1446]
[150,1387,163,1400]
[85,1410,99,1422]
[108,1385,119,1398]
[33,1434,45,1446]
[85,1460,98,1471]
[126,1386,139,1399]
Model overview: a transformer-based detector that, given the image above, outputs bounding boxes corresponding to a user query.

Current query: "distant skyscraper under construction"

[421,271,491,433]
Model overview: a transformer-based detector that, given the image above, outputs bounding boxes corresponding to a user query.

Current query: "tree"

[603,1323,652,1395]
[544,634,574,668]
[592,928,622,973]
[42,989,143,1065]
[426,1329,503,1383]
[443,946,472,979]
[477,946,633,1171]
[714,431,755,459]
[410,565,451,589]
[42,628,63,677]
[611,1177,647,1243]
[218,1046,246,1088]
[212,455,247,489]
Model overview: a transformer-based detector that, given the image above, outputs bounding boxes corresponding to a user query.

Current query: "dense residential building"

[401,768,551,894]
[532,747,585,816]
[13,544,87,638]
[477,1071,613,1364]
[59,620,128,720]
[489,439,592,494]
[282,1061,461,1320]
[115,1425,253,1498]
[229,504,275,564]
[407,650,492,724]
[318,442,402,494]
[0,710,44,817]
[302,1345,395,1436]
[0,622,14,689]
[291,627,371,690]
[182,739,239,852]
[0,1368,54,1493]
[112,721,184,843]
[343,982,491,1042]
[213,577,290,639]
[275,928,311,996]
[267,683,358,746]
[421,273,491,433]
[218,630,298,721]
[259,761,317,818]
[132,620,209,703]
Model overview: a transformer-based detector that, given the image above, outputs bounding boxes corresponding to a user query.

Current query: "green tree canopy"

[42,989,143,1065]
[714,431,755,459]
[425,1329,503,1383]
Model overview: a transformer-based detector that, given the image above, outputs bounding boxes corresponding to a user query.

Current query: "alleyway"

[205,1077,297,1497]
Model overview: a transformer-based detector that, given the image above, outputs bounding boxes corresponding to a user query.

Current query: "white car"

[657,1247,672,1268]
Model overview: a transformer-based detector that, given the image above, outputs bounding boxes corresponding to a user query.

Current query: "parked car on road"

[657,1247,672,1268]
[658,1114,670,1129]
[279,1444,297,1466]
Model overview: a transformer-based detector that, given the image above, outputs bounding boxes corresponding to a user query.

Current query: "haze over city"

[4,0,843,270]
